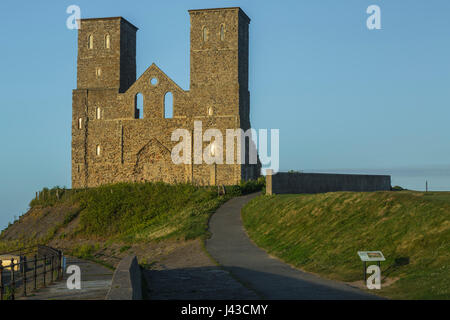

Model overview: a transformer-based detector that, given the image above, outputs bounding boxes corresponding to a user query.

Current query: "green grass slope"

[0,180,264,252]
[242,191,450,299]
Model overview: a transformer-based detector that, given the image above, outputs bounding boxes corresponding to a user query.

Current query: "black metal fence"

[0,245,63,300]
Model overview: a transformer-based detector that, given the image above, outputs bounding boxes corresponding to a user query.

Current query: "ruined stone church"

[72,7,260,188]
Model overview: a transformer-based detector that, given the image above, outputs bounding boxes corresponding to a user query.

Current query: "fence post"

[0,263,3,300]
[58,252,63,280]
[33,254,37,291]
[43,255,46,287]
[51,255,54,283]
[22,256,27,297]
[10,258,15,300]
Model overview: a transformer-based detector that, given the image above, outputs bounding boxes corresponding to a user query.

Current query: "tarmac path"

[206,193,379,300]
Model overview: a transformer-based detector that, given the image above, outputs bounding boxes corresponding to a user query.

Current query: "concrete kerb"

[106,255,142,300]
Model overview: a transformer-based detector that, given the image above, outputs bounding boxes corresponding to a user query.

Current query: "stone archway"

[133,138,185,183]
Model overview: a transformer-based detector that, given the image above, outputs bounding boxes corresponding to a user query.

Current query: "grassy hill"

[0,180,263,257]
[242,191,450,299]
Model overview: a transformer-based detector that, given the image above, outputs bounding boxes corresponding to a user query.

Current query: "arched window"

[202,27,208,42]
[96,107,101,120]
[210,141,216,157]
[96,145,101,156]
[105,34,111,49]
[135,93,143,119]
[96,67,102,78]
[78,118,82,129]
[164,92,173,119]
[220,24,225,41]
[88,35,94,49]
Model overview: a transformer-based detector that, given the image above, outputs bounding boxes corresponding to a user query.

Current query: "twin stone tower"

[72,7,261,188]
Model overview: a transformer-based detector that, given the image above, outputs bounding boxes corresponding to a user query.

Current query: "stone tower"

[76,17,137,92]
[72,8,260,189]
[189,8,255,180]
[189,8,250,128]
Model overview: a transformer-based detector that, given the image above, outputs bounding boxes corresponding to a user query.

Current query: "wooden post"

[0,263,3,300]
[10,258,15,300]
[33,254,37,290]
[43,255,46,287]
[266,169,273,195]
[22,256,27,297]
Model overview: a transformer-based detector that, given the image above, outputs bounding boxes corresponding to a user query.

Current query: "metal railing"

[0,245,63,300]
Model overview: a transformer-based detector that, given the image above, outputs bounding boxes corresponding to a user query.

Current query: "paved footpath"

[21,256,113,300]
[206,193,379,300]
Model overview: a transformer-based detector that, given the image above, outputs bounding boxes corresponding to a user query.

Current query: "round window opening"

[150,77,158,86]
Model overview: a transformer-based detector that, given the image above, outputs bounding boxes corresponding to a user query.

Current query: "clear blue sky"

[1,0,450,229]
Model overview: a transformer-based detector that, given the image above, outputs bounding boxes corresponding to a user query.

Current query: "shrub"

[119,245,131,253]
[63,209,81,226]
[239,177,265,195]
[71,244,95,259]
[2,286,15,300]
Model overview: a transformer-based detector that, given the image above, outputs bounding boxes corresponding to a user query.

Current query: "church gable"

[120,63,190,120]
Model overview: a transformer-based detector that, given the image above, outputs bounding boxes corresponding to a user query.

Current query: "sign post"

[357,251,385,282]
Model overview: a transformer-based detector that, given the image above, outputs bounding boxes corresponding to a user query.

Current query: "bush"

[239,177,265,195]
[119,245,131,253]
[2,286,15,300]
[63,208,81,226]
[71,244,96,259]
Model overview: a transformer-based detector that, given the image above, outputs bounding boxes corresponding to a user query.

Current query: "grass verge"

[241,191,450,299]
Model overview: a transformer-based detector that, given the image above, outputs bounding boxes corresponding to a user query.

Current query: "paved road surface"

[21,256,113,300]
[145,266,258,300]
[206,193,379,300]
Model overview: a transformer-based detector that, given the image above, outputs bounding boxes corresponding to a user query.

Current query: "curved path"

[206,193,379,300]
